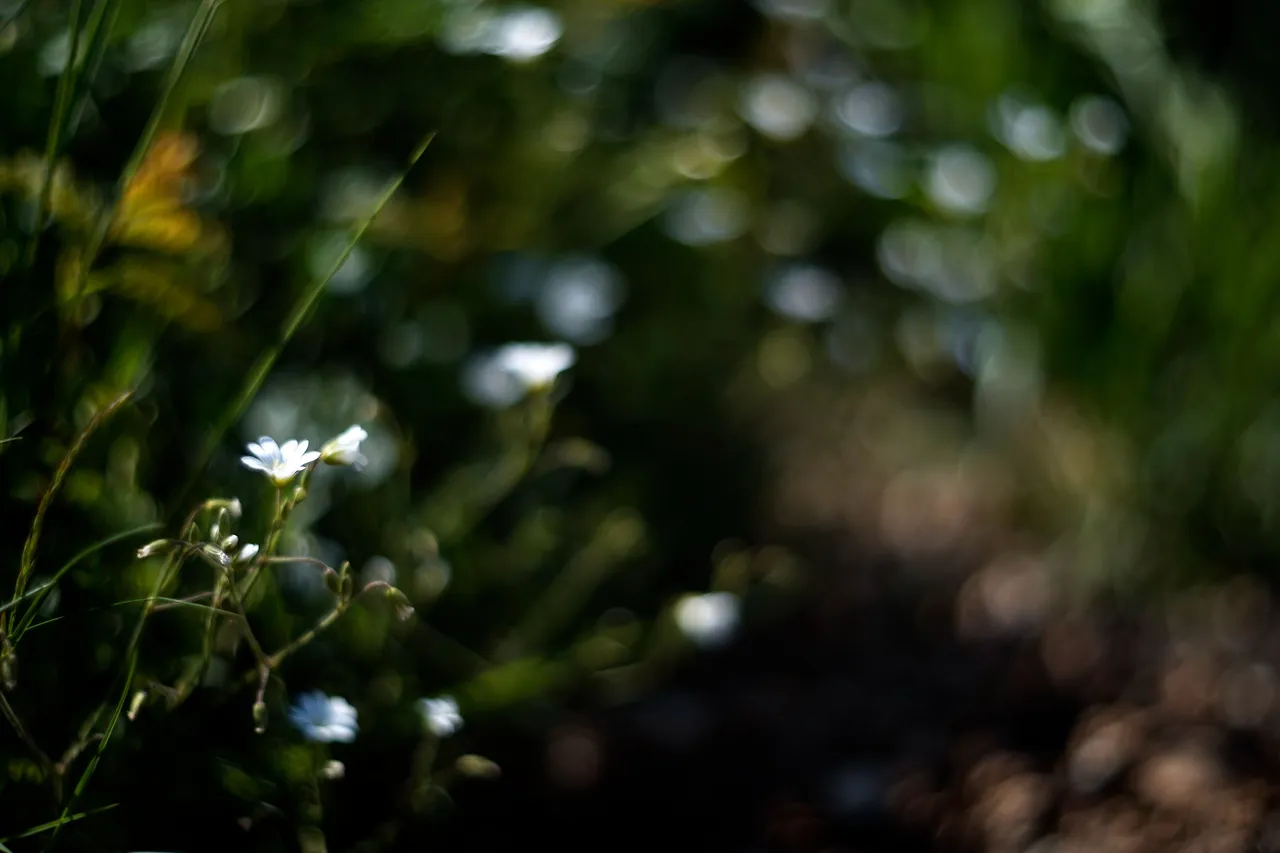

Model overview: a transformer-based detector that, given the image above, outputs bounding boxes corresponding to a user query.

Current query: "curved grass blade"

[106,596,228,614]
[0,581,57,617]
[48,644,135,849]
[0,688,54,783]
[21,596,234,634]
[66,0,126,137]
[3,389,134,638]
[2,803,117,843]
[48,548,184,848]
[0,0,32,35]
[173,132,436,514]
[22,0,86,270]
[77,0,226,280]
[9,522,162,645]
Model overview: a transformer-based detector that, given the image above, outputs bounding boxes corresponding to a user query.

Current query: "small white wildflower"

[418,695,463,737]
[288,691,358,743]
[234,543,260,564]
[240,436,321,487]
[492,342,577,391]
[321,759,346,780]
[320,425,369,470]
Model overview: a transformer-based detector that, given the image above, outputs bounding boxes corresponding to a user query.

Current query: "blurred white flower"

[241,436,321,487]
[235,543,260,564]
[320,425,369,470]
[493,342,577,391]
[288,691,358,743]
[738,74,818,141]
[419,695,463,737]
[483,6,563,62]
[674,591,741,648]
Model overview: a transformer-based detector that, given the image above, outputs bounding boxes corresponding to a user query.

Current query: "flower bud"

[455,754,501,779]
[219,534,239,552]
[252,700,268,734]
[136,539,172,559]
[127,689,147,721]
[321,760,345,780]
[2,653,17,690]
[320,425,369,470]
[200,544,232,569]
[385,586,415,621]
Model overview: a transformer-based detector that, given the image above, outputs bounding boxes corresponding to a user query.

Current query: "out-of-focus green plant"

[11,0,1280,846]
[0,1,760,848]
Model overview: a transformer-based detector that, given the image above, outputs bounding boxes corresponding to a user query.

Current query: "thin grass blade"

[21,597,234,635]
[3,803,117,842]
[4,389,134,637]
[10,522,163,644]
[77,0,226,278]
[21,0,86,270]
[48,650,134,849]
[0,0,31,35]
[174,133,436,513]
[66,0,125,137]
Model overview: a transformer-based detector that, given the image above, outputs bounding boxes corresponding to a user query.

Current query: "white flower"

[418,695,463,737]
[234,543,259,564]
[492,342,577,391]
[674,591,740,648]
[288,691,358,743]
[240,436,321,487]
[320,425,368,470]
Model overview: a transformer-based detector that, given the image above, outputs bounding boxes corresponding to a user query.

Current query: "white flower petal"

[241,456,270,472]
[492,342,577,391]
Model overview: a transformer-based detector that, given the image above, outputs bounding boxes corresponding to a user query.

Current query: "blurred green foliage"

[4,0,1280,848]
